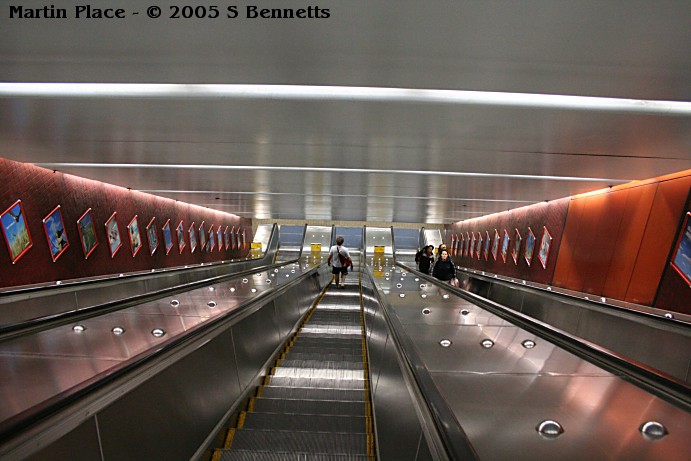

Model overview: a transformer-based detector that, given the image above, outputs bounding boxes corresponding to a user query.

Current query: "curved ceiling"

[1,1,689,224]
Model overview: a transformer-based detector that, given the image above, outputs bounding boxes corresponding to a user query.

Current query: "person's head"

[440,244,447,251]
[336,236,344,245]
[441,250,449,260]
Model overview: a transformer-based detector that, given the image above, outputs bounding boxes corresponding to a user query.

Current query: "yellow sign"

[310,243,322,252]
[250,242,262,249]
[374,245,385,254]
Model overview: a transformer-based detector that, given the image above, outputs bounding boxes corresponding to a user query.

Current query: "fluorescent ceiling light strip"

[141,189,536,204]
[2,83,690,116]
[37,163,627,184]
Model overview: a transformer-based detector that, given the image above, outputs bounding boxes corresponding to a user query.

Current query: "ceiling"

[1,1,689,224]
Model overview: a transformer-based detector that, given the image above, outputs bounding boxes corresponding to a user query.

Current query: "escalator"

[213,259,375,460]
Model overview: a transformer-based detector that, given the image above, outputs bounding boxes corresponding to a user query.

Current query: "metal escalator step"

[267,376,365,390]
[241,413,367,433]
[217,449,371,461]
[278,360,363,370]
[252,398,365,417]
[272,367,364,381]
[287,347,363,358]
[294,337,362,346]
[284,353,362,362]
[229,429,368,455]
[260,386,365,402]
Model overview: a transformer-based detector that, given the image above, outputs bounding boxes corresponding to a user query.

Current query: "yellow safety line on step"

[211,449,222,461]
[247,397,255,412]
[223,428,236,449]
[237,411,246,429]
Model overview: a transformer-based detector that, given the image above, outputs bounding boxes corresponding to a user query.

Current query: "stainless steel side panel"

[373,335,427,461]
[519,290,583,333]
[576,307,691,381]
[98,328,241,461]
[433,373,691,461]
[231,300,281,391]
[25,417,101,461]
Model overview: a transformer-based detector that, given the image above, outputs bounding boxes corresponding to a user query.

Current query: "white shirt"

[329,244,351,267]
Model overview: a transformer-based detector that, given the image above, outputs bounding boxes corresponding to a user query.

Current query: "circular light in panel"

[170,299,180,307]
[112,326,125,335]
[480,339,494,349]
[536,420,564,438]
[460,309,469,316]
[439,339,452,347]
[72,324,86,333]
[207,301,217,308]
[522,339,536,349]
[639,421,668,440]
[422,308,431,315]
[152,328,166,338]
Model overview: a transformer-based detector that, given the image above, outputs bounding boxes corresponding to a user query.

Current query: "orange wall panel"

[626,176,691,304]
[552,198,585,288]
[582,191,628,295]
[602,184,656,300]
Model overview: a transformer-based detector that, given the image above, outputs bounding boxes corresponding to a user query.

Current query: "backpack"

[415,249,422,263]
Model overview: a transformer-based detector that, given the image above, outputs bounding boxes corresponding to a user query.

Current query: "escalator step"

[241,413,366,433]
[229,429,368,455]
[267,376,365,389]
[285,353,362,362]
[278,360,364,370]
[252,398,365,416]
[260,386,365,402]
[272,367,364,381]
[217,449,371,460]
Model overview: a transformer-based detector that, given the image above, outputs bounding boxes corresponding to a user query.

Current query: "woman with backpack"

[417,245,434,274]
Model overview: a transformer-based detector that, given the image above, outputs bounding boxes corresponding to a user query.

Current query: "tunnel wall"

[447,170,691,314]
[0,158,252,289]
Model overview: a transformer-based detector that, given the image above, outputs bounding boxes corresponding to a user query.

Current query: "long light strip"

[140,189,537,204]
[2,83,690,116]
[36,163,628,184]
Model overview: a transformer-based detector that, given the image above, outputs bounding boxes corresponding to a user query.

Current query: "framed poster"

[77,208,99,259]
[491,229,500,260]
[105,212,122,258]
[671,212,691,286]
[224,226,230,250]
[538,226,552,269]
[512,228,522,265]
[146,217,159,255]
[176,221,186,254]
[242,228,247,248]
[501,229,510,263]
[524,227,536,267]
[459,234,464,257]
[199,221,207,252]
[1,200,33,264]
[209,225,216,252]
[43,205,69,262]
[470,233,476,259]
[127,215,142,257]
[230,226,236,249]
[483,230,491,260]
[465,232,470,256]
[217,227,223,252]
[475,232,482,258]
[162,219,173,255]
[189,221,197,253]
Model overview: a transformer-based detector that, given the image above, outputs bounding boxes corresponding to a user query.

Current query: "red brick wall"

[0,158,251,288]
